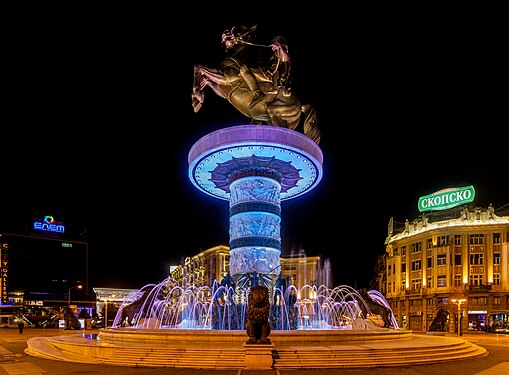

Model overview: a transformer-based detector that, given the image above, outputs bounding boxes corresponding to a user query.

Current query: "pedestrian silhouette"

[17,320,24,334]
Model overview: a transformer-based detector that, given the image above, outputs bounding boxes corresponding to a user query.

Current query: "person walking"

[17,319,24,334]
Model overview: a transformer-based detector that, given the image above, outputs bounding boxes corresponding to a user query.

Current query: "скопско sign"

[418,186,475,212]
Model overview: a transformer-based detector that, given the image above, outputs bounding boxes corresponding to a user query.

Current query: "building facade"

[171,245,331,297]
[377,201,509,333]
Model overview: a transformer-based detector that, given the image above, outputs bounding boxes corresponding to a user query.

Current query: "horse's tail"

[301,104,320,145]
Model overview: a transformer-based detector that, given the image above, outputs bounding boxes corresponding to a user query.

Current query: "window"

[470,274,484,285]
[401,246,406,255]
[437,275,447,287]
[427,257,433,268]
[455,254,462,266]
[411,299,422,306]
[454,235,462,245]
[454,275,461,286]
[412,279,421,290]
[437,297,449,305]
[494,274,501,285]
[426,298,434,305]
[493,233,501,244]
[471,296,487,304]
[494,254,501,265]
[401,262,406,274]
[427,276,433,288]
[427,239,433,249]
[439,235,449,245]
[412,260,421,271]
[494,296,501,305]
[437,254,447,266]
[470,253,484,265]
[469,234,485,245]
[411,242,422,253]
[401,281,406,290]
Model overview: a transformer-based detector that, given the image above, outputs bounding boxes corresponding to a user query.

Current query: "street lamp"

[104,299,108,328]
[451,298,467,336]
[68,285,83,306]
[104,294,116,328]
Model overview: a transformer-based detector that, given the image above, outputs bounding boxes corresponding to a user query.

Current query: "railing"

[468,284,492,291]
[405,289,421,295]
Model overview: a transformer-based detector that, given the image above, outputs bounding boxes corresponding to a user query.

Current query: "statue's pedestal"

[188,125,323,304]
[243,342,275,370]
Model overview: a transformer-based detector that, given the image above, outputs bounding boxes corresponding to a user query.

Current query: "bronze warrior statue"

[192,25,320,144]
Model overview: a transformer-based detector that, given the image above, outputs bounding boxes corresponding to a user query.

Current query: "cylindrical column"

[229,175,281,303]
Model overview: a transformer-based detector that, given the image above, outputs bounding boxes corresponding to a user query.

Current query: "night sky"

[3,10,507,291]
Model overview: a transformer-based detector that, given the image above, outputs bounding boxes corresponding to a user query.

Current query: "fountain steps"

[25,331,487,370]
[272,340,487,369]
[25,338,246,368]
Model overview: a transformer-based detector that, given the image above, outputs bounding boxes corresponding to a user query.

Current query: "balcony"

[405,289,421,295]
[468,284,492,291]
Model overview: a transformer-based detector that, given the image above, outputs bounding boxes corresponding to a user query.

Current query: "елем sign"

[33,215,65,233]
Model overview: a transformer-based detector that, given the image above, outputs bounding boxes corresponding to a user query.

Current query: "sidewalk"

[1,326,99,340]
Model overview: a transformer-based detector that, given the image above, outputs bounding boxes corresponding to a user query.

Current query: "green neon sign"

[418,185,475,212]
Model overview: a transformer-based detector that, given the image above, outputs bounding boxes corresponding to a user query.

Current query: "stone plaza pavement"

[1,327,508,374]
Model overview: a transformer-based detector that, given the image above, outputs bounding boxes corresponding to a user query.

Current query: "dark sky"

[3,10,507,291]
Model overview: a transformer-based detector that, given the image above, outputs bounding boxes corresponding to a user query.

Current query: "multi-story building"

[173,245,331,297]
[376,186,509,334]
[175,245,231,287]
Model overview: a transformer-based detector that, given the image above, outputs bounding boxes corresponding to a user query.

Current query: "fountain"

[111,277,398,331]
[112,123,398,333]
[83,122,413,371]
[101,27,405,366]
[24,25,487,370]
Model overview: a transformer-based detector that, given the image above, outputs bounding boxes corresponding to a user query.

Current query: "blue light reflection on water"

[112,281,399,331]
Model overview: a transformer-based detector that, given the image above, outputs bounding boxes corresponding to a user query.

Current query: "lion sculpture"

[428,308,449,331]
[245,285,271,344]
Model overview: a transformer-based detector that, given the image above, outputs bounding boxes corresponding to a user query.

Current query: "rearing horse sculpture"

[192,25,320,145]
[118,286,155,327]
[356,288,395,328]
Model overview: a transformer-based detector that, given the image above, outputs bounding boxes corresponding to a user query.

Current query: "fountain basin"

[98,327,412,346]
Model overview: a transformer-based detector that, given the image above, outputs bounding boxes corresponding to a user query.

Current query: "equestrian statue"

[192,25,320,145]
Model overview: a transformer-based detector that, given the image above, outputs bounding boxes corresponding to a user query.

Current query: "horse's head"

[358,288,370,299]
[221,25,257,49]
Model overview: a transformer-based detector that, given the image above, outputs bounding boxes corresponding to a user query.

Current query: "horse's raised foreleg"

[192,65,232,112]
[192,65,206,112]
